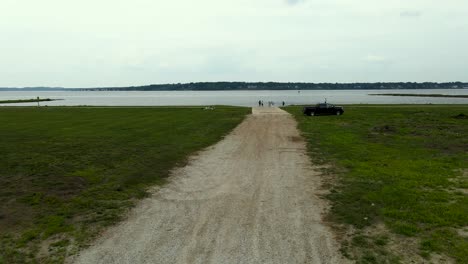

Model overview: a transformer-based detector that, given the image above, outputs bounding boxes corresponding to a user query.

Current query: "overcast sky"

[1,0,467,87]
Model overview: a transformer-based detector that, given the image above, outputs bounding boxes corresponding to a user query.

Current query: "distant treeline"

[370,93,468,98]
[0,98,60,104]
[1,82,467,91]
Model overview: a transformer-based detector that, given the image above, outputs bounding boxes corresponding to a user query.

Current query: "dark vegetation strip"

[0,106,249,263]
[286,105,468,263]
[370,93,468,98]
[2,81,466,91]
[0,98,61,104]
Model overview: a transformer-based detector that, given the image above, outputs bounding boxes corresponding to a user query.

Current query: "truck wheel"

[310,112,315,116]
[336,111,341,116]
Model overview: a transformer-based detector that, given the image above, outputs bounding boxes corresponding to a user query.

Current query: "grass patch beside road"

[286,105,468,263]
[0,106,249,263]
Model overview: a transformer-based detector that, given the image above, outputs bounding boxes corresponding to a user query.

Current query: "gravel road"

[72,107,346,264]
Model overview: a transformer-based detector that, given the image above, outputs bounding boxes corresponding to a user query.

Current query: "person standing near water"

[282,101,285,106]
[258,100,262,107]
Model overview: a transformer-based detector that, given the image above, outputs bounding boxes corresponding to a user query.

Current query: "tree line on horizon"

[1,82,466,91]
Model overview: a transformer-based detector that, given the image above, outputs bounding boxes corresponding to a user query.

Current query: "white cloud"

[285,0,306,6]
[363,55,387,63]
[0,0,467,86]
[400,10,422,18]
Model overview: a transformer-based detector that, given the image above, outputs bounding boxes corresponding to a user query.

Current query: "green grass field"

[286,105,468,263]
[0,106,249,263]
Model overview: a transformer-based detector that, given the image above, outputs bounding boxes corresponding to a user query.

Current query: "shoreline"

[370,93,468,98]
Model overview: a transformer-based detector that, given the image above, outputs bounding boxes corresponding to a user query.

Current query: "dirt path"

[72,107,346,264]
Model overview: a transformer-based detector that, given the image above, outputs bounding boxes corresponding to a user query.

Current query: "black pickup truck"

[303,103,344,116]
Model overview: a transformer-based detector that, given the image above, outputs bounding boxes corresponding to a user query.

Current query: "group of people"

[258,100,286,107]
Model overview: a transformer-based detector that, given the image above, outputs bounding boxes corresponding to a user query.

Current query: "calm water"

[0,89,467,107]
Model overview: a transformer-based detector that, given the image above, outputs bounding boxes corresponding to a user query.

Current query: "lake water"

[0,89,467,107]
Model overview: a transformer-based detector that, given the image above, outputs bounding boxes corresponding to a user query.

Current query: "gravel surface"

[72,107,347,264]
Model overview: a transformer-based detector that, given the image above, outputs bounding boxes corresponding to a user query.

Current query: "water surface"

[0,89,467,106]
